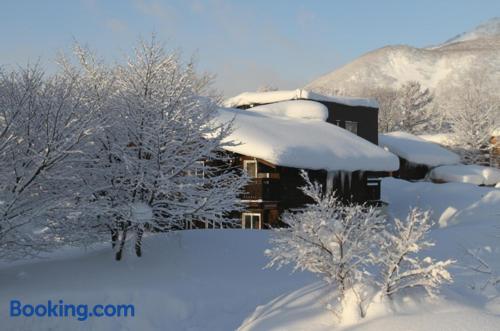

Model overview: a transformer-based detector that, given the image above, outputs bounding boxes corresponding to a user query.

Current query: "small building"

[379,131,461,180]
[214,90,399,229]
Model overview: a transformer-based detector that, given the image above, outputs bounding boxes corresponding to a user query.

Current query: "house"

[213,90,399,229]
[379,131,461,180]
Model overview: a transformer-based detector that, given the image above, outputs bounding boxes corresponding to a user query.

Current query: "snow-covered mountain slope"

[442,17,500,46]
[305,18,500,98]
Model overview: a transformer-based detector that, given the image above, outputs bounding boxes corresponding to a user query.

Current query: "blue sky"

[1,0,498,96]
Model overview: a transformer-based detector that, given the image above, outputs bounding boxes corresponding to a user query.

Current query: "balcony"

[241,177,280,201]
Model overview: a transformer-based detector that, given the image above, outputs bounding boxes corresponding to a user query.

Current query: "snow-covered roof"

[429,164,500,186]
[215,101,399,172]
[418,133,454,146]
[379,132,460,167]
[223,89,378,109]
[248,100,328,121]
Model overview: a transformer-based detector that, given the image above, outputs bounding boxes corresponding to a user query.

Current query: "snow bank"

[429,164,500,186]
[249,100,328,121]
[239,281,500,331]
[216,107,399,172]
[0,231,314,331]
[382,177,500,228]
[239,179,500,331]
[223,89,378,109]
[379,131,460,167]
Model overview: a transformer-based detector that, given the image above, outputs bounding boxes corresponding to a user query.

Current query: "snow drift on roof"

[223,89,378,109]
[418,133,455,146]
[248,100,328,121]
[379,132,460,167]
[429,164,500,186]
[215,106,399,172]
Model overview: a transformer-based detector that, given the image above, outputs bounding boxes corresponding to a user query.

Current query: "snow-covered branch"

[377,208,454,298]
[266,170,385,301]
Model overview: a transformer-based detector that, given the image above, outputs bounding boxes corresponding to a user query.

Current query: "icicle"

[347,172,352,190]
[358,171,364,180]
[340,171,345,192]
[326,171,333,193]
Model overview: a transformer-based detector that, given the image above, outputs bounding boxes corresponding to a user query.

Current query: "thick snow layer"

[248,100,328,121]
[2,179,500,330]
[216,107,399,172]
[379,131,460,167]
[239,179,500,331]
[239,282,500,331]
[0,231,314,331]
[223,89,378,109]
[429,164,500,186]
[419,133,455,146]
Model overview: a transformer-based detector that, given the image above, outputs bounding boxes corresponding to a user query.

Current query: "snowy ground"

[0,231,313,331]
[1,179,499,330]
[240,179,500,331]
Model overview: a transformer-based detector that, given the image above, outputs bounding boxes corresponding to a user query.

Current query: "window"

[193,161,205,178]
[345,121,358,135]
[243,159,257,178]
[242,213,261,229]
[187,161,205,178]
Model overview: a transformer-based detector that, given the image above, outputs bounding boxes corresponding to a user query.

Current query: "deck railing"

[241,177,280,201]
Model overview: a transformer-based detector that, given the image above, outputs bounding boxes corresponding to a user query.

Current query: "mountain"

[441,17,500,46]
[305,18,500,99]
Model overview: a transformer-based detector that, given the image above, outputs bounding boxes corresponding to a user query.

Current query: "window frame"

[241,212,261,229]
[243,159,258,178]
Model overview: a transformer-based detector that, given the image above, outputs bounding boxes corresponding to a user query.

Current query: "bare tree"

[265,171,384,318]
[77,37,248,260]
[377,208,454,298]
[368,82,434,134]
[396,81,434,134]
[256,84,279,92]
[0,61,104,259]
[446,69,500,165]
[370,87,400,133]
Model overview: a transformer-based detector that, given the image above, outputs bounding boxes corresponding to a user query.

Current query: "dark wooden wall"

[322,102,379,145]
[389,157,429,180]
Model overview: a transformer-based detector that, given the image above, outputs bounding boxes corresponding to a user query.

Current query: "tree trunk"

[111,227,119,249]
[135,227,144,257]
[115,226,128,261]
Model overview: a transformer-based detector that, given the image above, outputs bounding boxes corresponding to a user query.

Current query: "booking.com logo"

[10,299,135,321]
